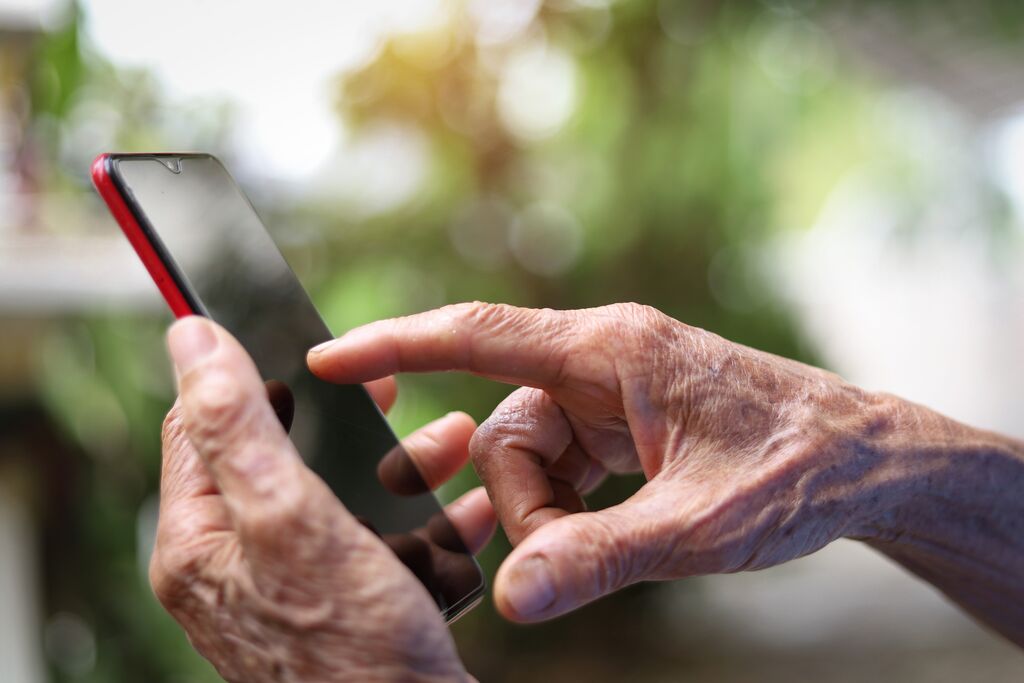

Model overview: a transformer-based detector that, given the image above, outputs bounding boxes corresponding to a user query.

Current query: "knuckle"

[577,516,614,589]
[449,301,556,336]
[468,421,491,454]
[161,404,186,447]
[184,374,253,455]
[449,301,528,341]
[605,302,674,337]
[589,304,681,376]
[470,388,543,461]
[149,543,197,609]
[240,478,316,546]
[454,300,509,325]
[469,417,501,472]
[606,301,646,319]
[576,515,633,594]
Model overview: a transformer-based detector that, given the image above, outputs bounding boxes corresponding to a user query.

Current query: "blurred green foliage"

[21,0,1023,681]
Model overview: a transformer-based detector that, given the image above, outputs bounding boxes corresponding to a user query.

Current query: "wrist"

[842,392,1024,546]
[839,392,941,542]
[840,393,1024,643]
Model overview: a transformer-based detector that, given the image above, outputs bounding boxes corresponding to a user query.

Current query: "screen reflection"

[113,154,483,618]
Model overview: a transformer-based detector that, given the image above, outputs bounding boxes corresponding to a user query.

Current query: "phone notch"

[158,156,182,174]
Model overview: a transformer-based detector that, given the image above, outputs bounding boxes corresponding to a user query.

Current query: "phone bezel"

[91,152,485,623]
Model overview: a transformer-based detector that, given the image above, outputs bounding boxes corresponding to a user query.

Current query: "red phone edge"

[91,155,486,622]
[91,153,195,318]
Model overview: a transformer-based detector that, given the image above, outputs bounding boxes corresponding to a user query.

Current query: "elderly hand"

[152,316,494,682]
[306,302,1023,629]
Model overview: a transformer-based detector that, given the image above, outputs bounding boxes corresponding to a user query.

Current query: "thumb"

[494,495,668,622]
[168,316,349,572]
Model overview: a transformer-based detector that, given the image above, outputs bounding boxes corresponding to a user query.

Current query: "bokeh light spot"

[497,40,578,141]
[509,201,583,276]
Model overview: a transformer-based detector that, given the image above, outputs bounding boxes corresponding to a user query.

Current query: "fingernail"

[308,339,334,355]
[168,317,218,374]
[503,555,557,618]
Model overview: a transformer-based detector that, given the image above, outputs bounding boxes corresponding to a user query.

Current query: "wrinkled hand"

[308,302,899,622]
[152,316,494,682]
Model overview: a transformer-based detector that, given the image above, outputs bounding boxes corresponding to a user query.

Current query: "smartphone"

[92,152,484,622]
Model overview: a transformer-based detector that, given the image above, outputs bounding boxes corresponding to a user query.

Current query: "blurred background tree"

[2,0,1024,681]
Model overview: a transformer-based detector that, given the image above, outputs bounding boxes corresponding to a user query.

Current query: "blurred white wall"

[668,94,1024,674]
[779,125,1024,438]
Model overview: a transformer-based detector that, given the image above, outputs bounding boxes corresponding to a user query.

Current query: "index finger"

[307,302,575,388]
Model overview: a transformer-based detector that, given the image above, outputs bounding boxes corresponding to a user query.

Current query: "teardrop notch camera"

[160,157,182,174]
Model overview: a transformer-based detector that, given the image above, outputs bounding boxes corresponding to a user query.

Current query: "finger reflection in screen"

[376,442,483,606]
[266,379,482,608]
[265,379,295,433]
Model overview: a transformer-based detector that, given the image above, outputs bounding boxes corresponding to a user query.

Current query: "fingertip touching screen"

[111,154,484,620]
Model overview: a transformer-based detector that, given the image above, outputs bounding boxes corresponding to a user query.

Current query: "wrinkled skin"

[153,317,494,682]
[153,301,1024,679]
[309,302,1024,642]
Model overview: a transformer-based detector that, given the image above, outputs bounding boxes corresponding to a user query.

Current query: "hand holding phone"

[92,153,488,621]
[154,315,484,681]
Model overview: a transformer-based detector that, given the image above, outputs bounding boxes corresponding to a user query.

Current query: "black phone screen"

[109,154,484,621]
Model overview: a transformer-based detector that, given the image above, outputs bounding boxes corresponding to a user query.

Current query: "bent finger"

[471,387,576,545]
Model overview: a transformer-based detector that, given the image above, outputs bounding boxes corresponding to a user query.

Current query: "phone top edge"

[97,152,216,160]
[90,152,198,319]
